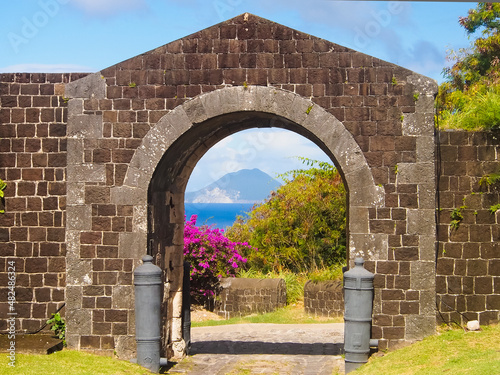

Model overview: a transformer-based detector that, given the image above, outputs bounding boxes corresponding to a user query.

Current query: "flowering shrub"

[184,215,251,306]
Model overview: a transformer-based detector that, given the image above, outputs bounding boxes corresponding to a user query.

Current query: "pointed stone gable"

[98,12,419,123]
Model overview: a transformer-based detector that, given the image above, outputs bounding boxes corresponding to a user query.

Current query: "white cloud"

[70,0,147,15]
[192,187,237,204]
[0,63,93,73]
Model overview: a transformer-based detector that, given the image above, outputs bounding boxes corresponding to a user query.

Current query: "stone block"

[118,232,146,259]
[66,183,86,205]
[115,335,136,360]
[110,186,147,206]
[67,164,106,183]
[66,205,92,231]
[65,73,106,99]
[349,206,369,234]
[111,285,134,309]
[66,307,91,335]
[133,205,148,233]
[405,314,435,340]
[397,162,434,185]
[66,259,92,286]
[410,261,435,290]
[67,114,103,139]
[349,233,388,261]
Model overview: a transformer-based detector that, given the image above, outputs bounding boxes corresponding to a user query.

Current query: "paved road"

[166,323,345,375]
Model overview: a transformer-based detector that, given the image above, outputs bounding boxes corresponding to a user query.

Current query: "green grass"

[192,302,342,327]
[0,350,151,375]
[353,324,500,375]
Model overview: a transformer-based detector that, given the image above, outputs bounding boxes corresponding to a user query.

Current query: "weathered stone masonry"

[436,131,500,326]
[0,73,87,333]
[0,13,497,359]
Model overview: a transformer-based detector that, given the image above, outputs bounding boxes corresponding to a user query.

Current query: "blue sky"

[0,1,478,190]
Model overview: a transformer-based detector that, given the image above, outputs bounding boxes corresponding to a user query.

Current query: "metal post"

[343,257,377,373]
[134,255,162,373]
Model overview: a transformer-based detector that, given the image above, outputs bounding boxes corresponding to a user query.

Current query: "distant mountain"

[185,169,282,204]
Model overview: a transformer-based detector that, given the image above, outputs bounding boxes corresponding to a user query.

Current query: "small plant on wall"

[47,312,66,346]
[0,179,6,213]
[479,169,500,213]
[450,207,464,230]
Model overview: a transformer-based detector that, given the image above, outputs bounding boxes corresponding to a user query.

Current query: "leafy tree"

[438,3,500,130]
[226,159,346,274]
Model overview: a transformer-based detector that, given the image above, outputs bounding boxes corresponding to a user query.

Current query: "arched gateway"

[64,13,437,359]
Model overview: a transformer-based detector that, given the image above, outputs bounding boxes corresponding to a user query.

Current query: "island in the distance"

[185,168,281,204]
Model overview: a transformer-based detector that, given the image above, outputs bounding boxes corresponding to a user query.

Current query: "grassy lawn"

[0,350,150,375]
[191,302,343,327]
[353,324,500,375]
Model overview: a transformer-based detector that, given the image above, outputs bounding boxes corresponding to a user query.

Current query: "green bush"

[226,159,346,274]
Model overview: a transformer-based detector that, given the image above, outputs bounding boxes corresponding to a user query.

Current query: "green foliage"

[46,312,66,346]
[128,82,136,88]
[479,170,500,186]
[226,158,346,274]
[307,264,344,282]
[305,104,314,114]
[0,179,6,213]
[489,203,500,214]
[413,92,420,101]
[437,3,500,130]
[450,208,464,230]
[391,76,398,86]
[439,87,500,130]
[479,170,500,214]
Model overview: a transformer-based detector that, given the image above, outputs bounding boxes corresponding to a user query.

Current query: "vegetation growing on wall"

[437,3,500,130]
[0,179,5,213]
[225,159,346,274]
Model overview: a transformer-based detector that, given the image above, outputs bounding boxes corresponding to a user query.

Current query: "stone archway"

[63,13,438,359]
[115,85,384,357]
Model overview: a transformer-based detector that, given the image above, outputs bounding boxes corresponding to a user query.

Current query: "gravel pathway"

[166,323,345,375]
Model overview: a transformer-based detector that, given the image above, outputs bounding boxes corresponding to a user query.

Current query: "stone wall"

[0,13,439,357]
[0,73,88,332]
[303,280,343,318]
[436,130,500,325]
[214,278,286,319]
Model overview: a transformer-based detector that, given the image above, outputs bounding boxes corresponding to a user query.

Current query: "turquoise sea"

[185,203,255,229]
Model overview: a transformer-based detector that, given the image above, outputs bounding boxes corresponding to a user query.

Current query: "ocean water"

[185,203,255,229]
